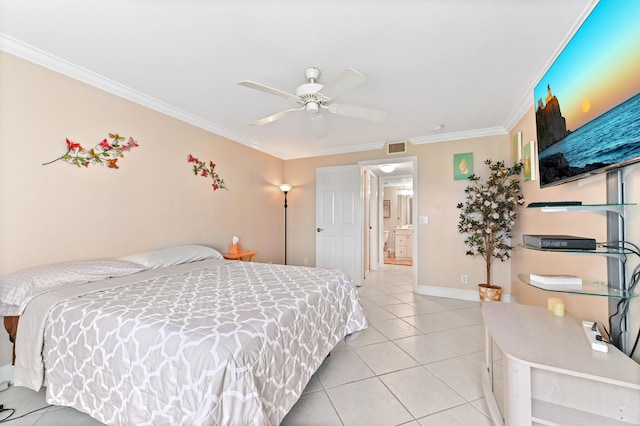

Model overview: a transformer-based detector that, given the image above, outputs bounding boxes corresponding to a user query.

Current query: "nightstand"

[223,251,257,261]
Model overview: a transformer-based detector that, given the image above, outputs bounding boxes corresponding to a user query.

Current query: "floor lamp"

[279,184,292,265]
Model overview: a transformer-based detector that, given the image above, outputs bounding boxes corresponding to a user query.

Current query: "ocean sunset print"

[534,0,640,187]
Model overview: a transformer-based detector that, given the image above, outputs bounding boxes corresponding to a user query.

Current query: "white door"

[368,172,380,271]
[316,165,362,286]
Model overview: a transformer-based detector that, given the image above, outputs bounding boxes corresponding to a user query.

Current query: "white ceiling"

[0,0,596,160]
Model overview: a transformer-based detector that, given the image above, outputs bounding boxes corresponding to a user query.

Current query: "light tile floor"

[0,264,493,425]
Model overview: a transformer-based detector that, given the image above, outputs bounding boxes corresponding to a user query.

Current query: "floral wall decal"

[43,133,139,169]
[188,154,228,191]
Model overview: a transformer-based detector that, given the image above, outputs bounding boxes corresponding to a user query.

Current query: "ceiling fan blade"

[238,80,298,100]
[250,107,303,126]
[309,113,327,139]
[326,103,387,122]
[317,68,365,100]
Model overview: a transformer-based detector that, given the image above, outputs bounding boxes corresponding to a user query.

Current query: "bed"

[1,245,368,425]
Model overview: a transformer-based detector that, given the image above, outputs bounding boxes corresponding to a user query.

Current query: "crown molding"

[0,34,288,160]
[409,126,507,145]
[283,140,387,160]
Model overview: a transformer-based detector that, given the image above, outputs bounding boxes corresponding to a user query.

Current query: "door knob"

[317,227,324,232]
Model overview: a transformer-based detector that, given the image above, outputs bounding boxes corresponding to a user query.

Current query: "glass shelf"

[519,243,632,259]
[518,274,635,299]
[522,201,636,302]
[526,203,636,216]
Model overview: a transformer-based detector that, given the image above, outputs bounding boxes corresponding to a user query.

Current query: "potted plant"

[456,159,525,301]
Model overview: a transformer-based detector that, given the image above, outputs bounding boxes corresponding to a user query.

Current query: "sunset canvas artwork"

[534,0,640,187]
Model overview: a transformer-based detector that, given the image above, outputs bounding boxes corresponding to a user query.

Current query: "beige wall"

[0,52,285,366]
[284,134,513,293]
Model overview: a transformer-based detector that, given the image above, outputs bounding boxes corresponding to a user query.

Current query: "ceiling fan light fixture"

[379,164,396,173]
[239,67,387,137]
[306,102,319,113]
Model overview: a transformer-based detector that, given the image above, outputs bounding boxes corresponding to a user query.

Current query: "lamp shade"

[279,184,293,193]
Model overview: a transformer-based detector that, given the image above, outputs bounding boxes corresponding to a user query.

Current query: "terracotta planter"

[478,284,502,302]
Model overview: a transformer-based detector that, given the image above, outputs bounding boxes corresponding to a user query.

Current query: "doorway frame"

[360,156,418,290]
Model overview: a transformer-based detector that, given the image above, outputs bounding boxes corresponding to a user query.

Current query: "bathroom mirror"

[397,193,413,227]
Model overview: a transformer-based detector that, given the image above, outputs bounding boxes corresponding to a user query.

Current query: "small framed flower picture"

[383,200,391,218]
[523,140,536,181]
[453,152,473,180]
[511,132,522,166]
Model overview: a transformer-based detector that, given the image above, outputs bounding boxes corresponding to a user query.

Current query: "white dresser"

[482,301,640,425]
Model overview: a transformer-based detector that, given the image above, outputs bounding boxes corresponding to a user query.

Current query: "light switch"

[419,216,428,224]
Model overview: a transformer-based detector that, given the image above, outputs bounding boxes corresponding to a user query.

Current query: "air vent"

[387,141,407,155]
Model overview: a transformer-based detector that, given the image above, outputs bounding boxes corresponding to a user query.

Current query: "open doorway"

[361,157,417,289]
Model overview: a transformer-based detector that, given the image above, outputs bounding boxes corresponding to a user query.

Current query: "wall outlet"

[303,258,308,265]
[460,274,468,284]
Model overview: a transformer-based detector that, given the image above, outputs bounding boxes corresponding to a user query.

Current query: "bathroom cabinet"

[394,229,413,260]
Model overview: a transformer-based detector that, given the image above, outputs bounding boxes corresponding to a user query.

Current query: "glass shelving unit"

[517,273,635,299]
[520,202,637,299]
[526,202,636,216]
[518,243,632,259]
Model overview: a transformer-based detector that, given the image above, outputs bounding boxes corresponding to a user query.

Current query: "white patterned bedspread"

[14,259,368,425]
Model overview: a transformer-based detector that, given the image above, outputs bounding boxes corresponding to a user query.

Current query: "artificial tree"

[457,159,525,287]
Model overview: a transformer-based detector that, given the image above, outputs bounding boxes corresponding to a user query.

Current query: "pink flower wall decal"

[187,154,228,191]
[43,133,139,169]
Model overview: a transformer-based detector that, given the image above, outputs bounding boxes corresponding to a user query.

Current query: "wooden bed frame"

[4,316,18,364]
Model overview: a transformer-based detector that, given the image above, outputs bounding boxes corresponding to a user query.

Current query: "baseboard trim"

[415,284,514,303]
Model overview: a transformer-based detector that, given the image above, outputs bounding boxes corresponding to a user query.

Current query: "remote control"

[582,321,608,352]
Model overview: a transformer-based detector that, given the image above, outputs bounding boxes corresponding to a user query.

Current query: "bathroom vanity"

[394,228,413,260]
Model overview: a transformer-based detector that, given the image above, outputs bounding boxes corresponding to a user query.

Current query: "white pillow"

[118,244,223,269]
[0,259,147,316]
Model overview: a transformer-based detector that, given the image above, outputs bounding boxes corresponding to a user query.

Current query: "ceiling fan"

[238,67,387,139]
